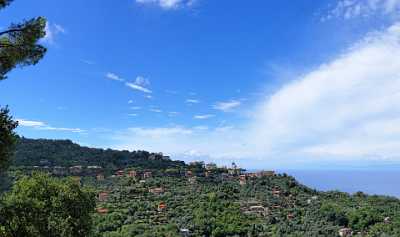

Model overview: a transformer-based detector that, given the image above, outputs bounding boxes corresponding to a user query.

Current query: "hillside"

[9,138,400,236]
[89,170,400,237]
[12,137,186,172]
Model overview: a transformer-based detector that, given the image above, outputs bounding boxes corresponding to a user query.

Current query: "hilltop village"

[7,138,400,237]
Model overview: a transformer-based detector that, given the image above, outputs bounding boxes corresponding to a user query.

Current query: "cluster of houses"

[31,164,103,176]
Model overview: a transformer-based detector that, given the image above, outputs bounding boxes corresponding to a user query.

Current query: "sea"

[278,170,400,198]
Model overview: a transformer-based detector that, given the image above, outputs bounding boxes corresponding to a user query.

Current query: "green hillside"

[8,138,400,236]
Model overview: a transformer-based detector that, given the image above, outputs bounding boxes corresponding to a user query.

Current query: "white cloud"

[186,99,200,104]
[194,114,215,120]
[149,108,162,113]
[53,24,66,34]
[213,100,241,112]
[193,125,209,130]
[324,0,400,20]
[17,119,85,133]
[41,22,66,44]
[134,76,150,87]
[135,0,195,10]
[106,72,124,82]
[17,119,46,127]
[81,59,95,65]
[111,22,400,167]
[126,82,152,93]
[168,111,180,116]
[247,22,400,161]
[131,106,141,110]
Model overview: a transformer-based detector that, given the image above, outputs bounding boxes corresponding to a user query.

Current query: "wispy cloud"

[186,99,200,104]
[126,82,152,93]
[18,119,46,127]
[40,22,67,45]
[247,22,400,161]
[130,106,141,110]
[125,76,152,93]
[323,0,400,21]
[135,0,196,10]
[213,100,241,112]
[194,114,215,120]
[81,59,95,65]
[149,108,162,113]
[168,111,180,117]
[106,72,124,81]
[111,22,400,167]
[134,76,150,87]
[17,119,85,133]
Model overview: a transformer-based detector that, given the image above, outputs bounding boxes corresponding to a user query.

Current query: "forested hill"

[12,137,185,170]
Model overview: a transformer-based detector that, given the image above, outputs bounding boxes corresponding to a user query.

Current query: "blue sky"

[2,0,400,169]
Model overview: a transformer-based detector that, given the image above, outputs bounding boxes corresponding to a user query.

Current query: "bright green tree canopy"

[0,173,96,237]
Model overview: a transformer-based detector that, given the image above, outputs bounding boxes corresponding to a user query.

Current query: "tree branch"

[0,28,24,36]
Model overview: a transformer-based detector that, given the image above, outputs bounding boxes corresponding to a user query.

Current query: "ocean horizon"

[277,169,400,198]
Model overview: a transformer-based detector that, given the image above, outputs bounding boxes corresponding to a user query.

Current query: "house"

[87,166,102,175]
[239,175,247,185]
[245,173,256,178]
[143,171,152,179]
[157,202,167,212]
[96,207,109,215]
[272,189,281,196]
[149,187,164,195]
[256,170,275,177]
[339,228,353,237]
[98,191,109,202]
[205,163,217,170]
[69,166,83,175]
[116,170,124,177]
[180,228,190,237]
[96,174,105,181]
[53,166,67,176]
[205,171,211,177]
[247,206,268,216]
[127,170,137,178]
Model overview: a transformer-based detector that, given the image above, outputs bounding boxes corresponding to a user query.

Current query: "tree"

[0,107,18,176]
[0,0,46,176]
[0,1,47,80]
[0,173,96,237]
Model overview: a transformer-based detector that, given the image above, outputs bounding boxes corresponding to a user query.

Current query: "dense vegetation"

[89,171,400,237]
[0,173,96,237]
[3,138,400,237]
[13,137,186,172]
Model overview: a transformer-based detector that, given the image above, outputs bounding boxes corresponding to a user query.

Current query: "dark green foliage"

[0,172,96,237]
[0,17,47,80]
[0,0,47,80]
[0,0,12,9]
[6,138,400,236]
[89,173,400,236]
[0,106,18,175]
[13,137,186,172]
